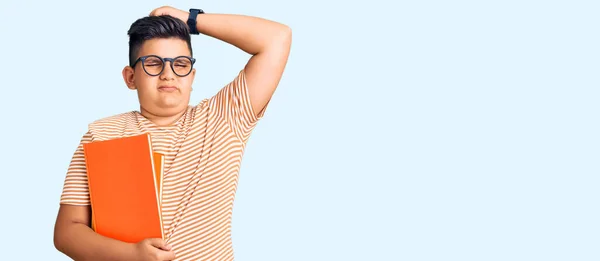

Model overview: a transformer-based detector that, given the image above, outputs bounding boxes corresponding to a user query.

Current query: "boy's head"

[122,15,196,117]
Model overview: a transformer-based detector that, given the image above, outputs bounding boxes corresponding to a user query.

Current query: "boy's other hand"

[132,238,176,261]
[149,6,189,23]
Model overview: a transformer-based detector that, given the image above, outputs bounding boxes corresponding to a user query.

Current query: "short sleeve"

[209,69,270,142]
[59,131,93,206]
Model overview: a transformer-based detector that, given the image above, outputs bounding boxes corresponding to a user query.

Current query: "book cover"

[83,133,163,243]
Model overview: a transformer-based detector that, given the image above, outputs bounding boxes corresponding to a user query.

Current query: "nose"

[159,60,176,79]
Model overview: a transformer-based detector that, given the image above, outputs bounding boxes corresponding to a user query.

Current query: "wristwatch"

[187,8,204,35]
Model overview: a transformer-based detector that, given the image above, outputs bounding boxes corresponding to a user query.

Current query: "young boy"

[53,6,291,261]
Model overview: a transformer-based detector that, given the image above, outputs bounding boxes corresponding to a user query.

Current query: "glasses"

[132,55,196,77]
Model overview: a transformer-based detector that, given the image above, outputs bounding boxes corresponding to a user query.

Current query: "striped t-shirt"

[59,69,268,260]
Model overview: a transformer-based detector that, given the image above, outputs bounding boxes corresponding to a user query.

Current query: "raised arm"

[150,6,292,117]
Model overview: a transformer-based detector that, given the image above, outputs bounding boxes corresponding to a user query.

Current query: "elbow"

[54,220,72,255]
[279,24,292,44]
[54,226,65,253]
[54,224,81,261]
[259,25,292,54]
[271,25,292,52]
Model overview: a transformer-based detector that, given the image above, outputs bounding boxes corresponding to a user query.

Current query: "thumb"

[148,238,171,250]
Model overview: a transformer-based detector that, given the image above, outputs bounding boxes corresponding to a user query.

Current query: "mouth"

[158,86,178,92]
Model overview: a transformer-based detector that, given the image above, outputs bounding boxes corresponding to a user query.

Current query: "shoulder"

[87,111,140,140]
[89,111,136,128]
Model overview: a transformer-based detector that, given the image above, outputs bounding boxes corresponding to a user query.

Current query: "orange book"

[83,133,163,243]
[90,151,163,231]
[90,152,164,231]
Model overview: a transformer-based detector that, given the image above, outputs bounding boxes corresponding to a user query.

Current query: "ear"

[191,67,197,82]
[190,68,197,91]
[122,66,137,90]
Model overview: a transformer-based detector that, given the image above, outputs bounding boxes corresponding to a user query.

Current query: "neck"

[139,106,186,127]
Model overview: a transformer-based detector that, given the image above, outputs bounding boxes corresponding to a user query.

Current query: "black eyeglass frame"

[131,55,196,77]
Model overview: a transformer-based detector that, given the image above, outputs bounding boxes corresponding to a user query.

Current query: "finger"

[161,244,172,251]
[148,238,171,250]
[158,250,177,260]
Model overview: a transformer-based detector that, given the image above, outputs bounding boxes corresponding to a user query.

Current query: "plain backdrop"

[0,0,598,260]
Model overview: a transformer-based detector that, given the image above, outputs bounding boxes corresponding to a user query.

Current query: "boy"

[53,6,291,261]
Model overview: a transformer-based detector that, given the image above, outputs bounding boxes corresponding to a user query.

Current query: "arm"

[54,131,175,261]
[53,205,136,261]
[54,132,137,260]
[54,205,175,261]
[151,6,292,117]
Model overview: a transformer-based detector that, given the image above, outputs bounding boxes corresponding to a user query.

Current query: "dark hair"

[127,15,193,67]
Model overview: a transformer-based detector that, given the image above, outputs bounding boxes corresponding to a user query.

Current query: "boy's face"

[122,38,196,117]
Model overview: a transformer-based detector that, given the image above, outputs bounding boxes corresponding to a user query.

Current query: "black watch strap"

[187,8,204,35]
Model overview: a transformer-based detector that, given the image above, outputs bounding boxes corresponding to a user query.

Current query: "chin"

[159,102,183,110]
[160,97,182,106]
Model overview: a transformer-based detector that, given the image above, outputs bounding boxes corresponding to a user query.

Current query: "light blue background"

[0,0,598,260]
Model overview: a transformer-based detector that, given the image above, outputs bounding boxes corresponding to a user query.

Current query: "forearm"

[55,223,134,261]
[194,13,291,55]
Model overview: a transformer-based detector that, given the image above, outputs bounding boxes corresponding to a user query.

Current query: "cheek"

[134,76,157,91]
[180,78,194,90]
[135,73,152,84]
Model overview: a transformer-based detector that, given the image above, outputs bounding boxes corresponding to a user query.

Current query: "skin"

[54,5,292,261]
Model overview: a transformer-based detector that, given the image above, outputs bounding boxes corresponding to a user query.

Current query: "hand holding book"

[131,238,176,261]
